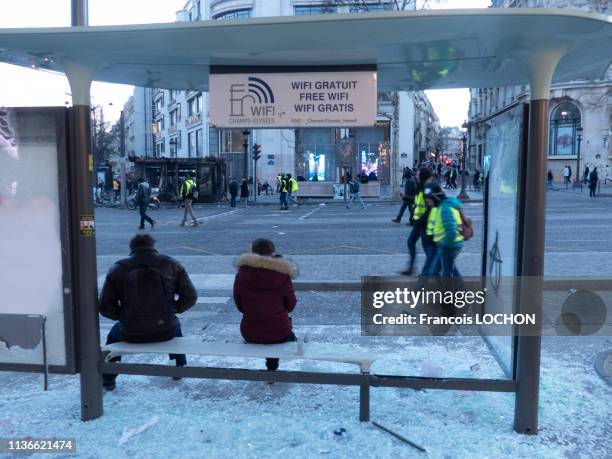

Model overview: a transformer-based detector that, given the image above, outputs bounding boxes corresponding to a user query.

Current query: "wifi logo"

[229,77,276,118]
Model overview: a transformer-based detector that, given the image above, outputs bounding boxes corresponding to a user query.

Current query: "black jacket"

[228,181,239,195]
[99,247,197,323]
[403,174,416,200]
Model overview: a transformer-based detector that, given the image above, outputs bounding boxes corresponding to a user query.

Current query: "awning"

[0,8,610,91]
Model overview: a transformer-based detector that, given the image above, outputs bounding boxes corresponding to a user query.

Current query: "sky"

[0,0,491,128]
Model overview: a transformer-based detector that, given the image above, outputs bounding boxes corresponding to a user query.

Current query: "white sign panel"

[210,71,377,128]
[0,108,67,366]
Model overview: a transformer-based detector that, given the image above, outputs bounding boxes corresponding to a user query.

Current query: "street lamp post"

[242,129,250,180]
[575,126,583,191]
[457,129,470,201]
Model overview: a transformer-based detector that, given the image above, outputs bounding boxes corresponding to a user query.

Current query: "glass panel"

[482,104,526,378]
[0,107,67,366]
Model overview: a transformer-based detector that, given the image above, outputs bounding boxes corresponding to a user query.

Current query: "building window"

[155,140,165,157]
[154,117,164,134]
[154,95,164,113]
[294,5,337,15]
[169,136,178,157]
[188,131,196,157]
[549,102,581,156]
[188,94,202,116]
[169,89,179,102]
[349,3,394,12]
[209,127,219,155]
[170,108,179,127]
[213,8,251,20]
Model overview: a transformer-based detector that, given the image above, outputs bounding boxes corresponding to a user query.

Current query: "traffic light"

[252,143,262,161]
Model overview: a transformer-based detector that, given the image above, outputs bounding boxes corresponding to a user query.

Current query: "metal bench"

[101,337,375,421]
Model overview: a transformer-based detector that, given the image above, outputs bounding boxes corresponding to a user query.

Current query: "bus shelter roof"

[0,8,610,92]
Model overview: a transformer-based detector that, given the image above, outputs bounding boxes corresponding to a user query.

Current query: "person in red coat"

[233,238,298,371]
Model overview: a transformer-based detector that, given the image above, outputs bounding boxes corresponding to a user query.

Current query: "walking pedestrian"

[240,177,249,208]
[233,238,297,372]
[562,165,570,189]
[136,177,154,230]
[547,170,554,191]
[287,174,299,206]
[99,234,197,390]
[392,168,416,224]
[279,175,289,210]
[228,178,238,208]
[604,165,610,185]
[180,175,199,227]
[346,176,366,210]
[583,166,590,185]
[425,183,464,285]
[401,167,433,275]
[589,167,598,197]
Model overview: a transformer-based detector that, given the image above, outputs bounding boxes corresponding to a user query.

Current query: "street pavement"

[95,188,612,281]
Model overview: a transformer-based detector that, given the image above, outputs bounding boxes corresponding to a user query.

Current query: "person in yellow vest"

[287,174,299,206]
[401,167,433,275]
[180,175,199,227]
[112,177,120,201]
[424,183,463,278]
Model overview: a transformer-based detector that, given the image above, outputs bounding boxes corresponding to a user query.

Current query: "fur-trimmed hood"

[235,253,298,278]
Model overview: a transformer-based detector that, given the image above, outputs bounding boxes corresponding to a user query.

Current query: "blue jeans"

[420,236,439,276]
[230,194,237,207]
[431,247,462,277]
[347,192,365,209]
[103,320,186,385]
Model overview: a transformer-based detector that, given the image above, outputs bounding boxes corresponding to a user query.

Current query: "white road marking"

[299,207,322,220]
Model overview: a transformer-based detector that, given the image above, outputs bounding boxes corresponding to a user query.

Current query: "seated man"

[233,239,297,371]
[99,234,197,390]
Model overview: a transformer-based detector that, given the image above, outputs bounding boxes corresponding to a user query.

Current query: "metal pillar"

[119,111,127,205]
[514,48,565,434]
[71,0,88,26]
[65,59,103,421]
[457,131,470,200]
[242,129,250,180]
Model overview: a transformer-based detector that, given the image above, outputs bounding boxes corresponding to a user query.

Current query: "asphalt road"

[95,189,612,278]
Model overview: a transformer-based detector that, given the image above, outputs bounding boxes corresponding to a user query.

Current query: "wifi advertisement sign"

[209,70,377,128]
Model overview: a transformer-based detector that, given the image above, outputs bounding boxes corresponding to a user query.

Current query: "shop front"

[294,123,390,197]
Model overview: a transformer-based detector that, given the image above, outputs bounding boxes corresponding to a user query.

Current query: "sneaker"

[191,221,199,227]
[391,219,400,223]
[138,226,145,230]
[103,381,116,391]
[179,222,186,227]
[400,267,414,276]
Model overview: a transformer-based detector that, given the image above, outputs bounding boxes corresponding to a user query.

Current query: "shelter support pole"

[514,48,565,434]
[65,60,103,421]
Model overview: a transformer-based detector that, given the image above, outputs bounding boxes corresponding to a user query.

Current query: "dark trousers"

[230,193,237,207]
[103,321,186,385]
[246,331,297,371]
[280,192,288,209]
[139,203,154,228]
[407,223,427,270]
[396,199,414,221]
[420,236,438,276]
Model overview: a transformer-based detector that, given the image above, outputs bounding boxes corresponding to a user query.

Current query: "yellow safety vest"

[426,206,439,236]
[290,178,298,192]
[412,192,426,221]
[432,206,464,244]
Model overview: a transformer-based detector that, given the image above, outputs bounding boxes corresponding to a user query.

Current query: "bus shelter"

[0,6,610,435]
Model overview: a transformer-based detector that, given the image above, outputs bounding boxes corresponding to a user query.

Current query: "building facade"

[127,0,441,196]
[467,0,611,181]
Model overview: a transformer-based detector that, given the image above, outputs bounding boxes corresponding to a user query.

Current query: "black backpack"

[118,258,174,342]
